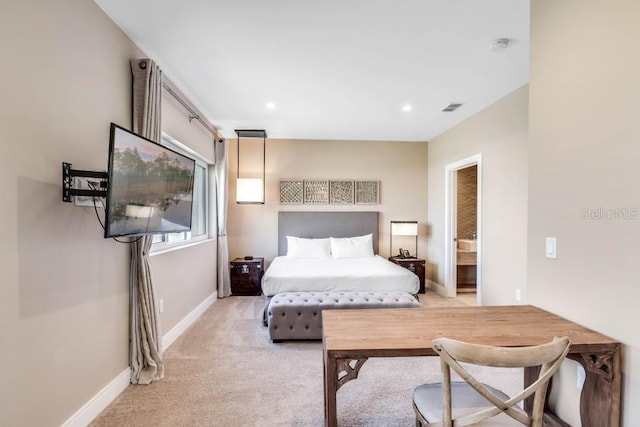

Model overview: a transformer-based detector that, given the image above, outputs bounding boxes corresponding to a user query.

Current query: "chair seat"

[413,381,519,426]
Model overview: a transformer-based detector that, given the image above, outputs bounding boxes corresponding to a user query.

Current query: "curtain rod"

[161,81,222,140]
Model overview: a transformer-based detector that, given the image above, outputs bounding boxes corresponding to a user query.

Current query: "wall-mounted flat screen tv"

[104,123,196,238]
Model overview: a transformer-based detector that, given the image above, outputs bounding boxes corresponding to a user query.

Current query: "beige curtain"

[215,138,231,297]
[129,58,164,384]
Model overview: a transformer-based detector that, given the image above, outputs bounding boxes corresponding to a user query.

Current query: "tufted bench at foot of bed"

[267,291,420,342]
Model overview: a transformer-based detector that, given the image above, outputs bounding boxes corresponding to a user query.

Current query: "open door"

[444,154,482,304]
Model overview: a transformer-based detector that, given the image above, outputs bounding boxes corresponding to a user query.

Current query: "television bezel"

[104,123,196,239]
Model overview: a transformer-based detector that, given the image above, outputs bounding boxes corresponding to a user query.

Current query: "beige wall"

[150,242,215,332]
[227,138,428,264]
[529,0,640,424]
[427,86,529,304]
[162,94,216,163]
[0,0,216,425]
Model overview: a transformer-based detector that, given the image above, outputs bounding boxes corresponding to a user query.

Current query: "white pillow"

[330,234,375,258]
[286,236,331,258]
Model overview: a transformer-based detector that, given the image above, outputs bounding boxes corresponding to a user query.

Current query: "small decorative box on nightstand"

[388,257,426,293]
[230,257,264,296]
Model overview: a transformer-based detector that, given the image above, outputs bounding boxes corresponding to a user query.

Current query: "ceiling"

[95,0,530,141]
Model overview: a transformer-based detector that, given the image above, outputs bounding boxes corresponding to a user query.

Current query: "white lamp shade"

[236,178,264,203]
[391,222,418,236]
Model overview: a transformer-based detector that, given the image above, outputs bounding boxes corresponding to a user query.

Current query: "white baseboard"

[62,368,130,427]
[162,293,217,350]
[428,280,448,297]
[62,292,217,427]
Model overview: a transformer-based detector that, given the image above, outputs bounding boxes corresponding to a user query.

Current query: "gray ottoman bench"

[267,291,420,342]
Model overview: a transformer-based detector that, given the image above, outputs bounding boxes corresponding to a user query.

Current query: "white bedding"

[261,255,419,296]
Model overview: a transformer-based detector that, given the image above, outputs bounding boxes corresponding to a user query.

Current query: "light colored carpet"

[91,292,521,426]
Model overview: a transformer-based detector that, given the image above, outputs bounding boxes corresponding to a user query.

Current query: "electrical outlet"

[577,364,586,390]
[73,176,105,207]
[159,299,164,313]
[545,237,557,259]
[515,289,521,301]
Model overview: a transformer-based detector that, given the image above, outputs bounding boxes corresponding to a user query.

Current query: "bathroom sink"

[458,239,477,251]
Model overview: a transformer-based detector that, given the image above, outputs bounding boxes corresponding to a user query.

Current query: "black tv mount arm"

[62,162,108,202]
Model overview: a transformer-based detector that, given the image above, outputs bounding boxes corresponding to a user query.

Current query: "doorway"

[444,154,482,305]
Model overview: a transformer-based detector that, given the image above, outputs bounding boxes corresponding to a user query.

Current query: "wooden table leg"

[524,347,621,427]
[570,348,621,427]
[324,351,338,427]
[324,355,369,427]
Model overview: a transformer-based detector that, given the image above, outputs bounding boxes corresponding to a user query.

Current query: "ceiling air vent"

[442,103,463,112]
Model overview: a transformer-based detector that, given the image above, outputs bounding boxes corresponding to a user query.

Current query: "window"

[152,133,212,250]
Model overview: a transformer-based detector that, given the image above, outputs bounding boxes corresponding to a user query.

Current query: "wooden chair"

[413,336,571,426]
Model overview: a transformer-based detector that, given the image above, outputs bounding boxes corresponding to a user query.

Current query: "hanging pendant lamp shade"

[236,129,266,204]
[236,178,264,203]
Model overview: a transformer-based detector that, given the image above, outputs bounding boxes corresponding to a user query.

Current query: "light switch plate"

[545,237,557,259]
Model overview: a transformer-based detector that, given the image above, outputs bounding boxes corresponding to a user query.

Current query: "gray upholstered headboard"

[278,211,379,256]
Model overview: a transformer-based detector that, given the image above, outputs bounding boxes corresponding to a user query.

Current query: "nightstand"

[388,257,426,293]
[230,258,264,296]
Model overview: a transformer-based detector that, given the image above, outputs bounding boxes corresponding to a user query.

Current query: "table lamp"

[390,220,418,258]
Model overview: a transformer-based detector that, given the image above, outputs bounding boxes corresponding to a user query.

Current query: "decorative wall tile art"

[355,180,379,204]
[279,178,379,205]
[303,180,329,204]
[279,179,303,204]
[329,180,354,204]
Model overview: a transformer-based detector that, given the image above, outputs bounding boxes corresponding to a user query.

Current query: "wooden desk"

[322,305,620,427]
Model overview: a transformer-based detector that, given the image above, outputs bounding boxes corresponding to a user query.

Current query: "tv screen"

[104,123,196,238]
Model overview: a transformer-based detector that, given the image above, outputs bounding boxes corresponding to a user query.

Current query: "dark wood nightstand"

[388,257,426,293]
[230,258,264,296]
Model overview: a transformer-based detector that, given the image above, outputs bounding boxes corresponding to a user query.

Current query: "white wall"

[227,138,428,264]
[427,86,529,305]
[529,0,640,424]
[0,0,216,425]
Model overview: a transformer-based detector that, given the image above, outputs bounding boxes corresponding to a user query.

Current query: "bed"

[261,212,420,339]
[263,211,419,294]
[262,256,419,296]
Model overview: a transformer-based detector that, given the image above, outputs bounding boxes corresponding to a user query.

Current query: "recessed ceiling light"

[266,102,276,110]
[402,104,412,112]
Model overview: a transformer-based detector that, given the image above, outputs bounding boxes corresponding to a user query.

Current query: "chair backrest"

[433,336,571,427]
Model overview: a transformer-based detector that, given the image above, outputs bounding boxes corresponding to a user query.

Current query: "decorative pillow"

[286,236,331,258]
[330,234,375,258]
